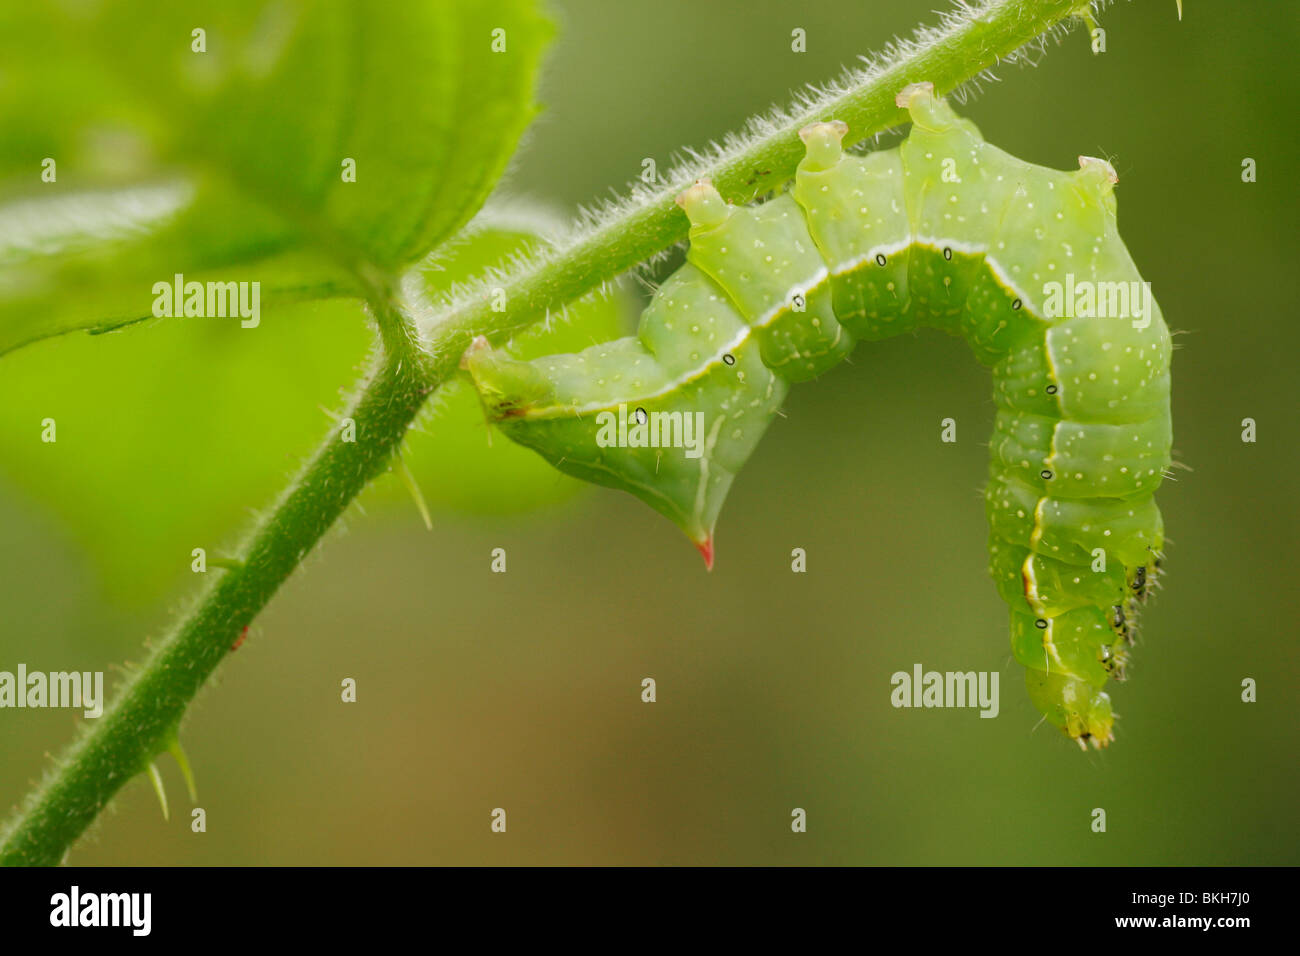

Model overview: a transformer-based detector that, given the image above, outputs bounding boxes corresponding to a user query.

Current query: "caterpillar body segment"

[467,262,788,551]
[467,84,1172,748]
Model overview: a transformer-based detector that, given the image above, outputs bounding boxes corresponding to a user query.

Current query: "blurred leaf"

[0,0,552,355]
[0,212,629,605]
[367,209,635,517]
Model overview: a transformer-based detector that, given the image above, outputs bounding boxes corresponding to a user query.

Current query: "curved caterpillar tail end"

[1027,670,1115,750]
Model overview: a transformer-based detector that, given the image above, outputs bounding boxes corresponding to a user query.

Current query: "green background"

[2,0,1296,864]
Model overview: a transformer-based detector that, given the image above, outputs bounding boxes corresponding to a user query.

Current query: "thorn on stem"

[146,762,169,821]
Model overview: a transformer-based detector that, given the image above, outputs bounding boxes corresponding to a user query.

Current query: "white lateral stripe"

[983,256,1038,315]
[1029,496,1047,549]
[513,239,1043,421]
[754,266,830,327]
[1043,326,1065,402]
[833,238,1041,318]
[1022,554,1046,617]
[520,326,755,419]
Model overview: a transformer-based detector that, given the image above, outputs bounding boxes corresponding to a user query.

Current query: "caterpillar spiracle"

[466,83,1172,750]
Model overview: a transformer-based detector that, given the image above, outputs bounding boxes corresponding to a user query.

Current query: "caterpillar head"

[463,335,555,421]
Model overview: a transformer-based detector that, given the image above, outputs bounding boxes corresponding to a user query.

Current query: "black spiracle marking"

[1034,618,1048,630]
[722,353,736,366]
[634,407,648,425]
[1040,468,1054,480]
[1045,385,1058,395]
[1011,298,1023,310]
[942,247,953,261]
[1131,565,1147,598]
[875,253,887,266]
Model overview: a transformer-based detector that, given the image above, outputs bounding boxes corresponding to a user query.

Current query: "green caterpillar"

[467,83,1172,750]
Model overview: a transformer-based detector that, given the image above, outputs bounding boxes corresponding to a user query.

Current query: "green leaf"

[0,0,552,356]
[0,212,628,604]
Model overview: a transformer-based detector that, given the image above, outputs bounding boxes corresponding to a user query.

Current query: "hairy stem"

[1,0,1085,865]
[0,305,434,866]
[423,0,1087,361]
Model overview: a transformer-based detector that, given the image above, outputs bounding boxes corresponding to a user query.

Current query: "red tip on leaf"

[695,537,715,571]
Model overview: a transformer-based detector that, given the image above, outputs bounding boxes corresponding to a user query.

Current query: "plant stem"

[0,307,434,866]
[0,0,1086,865]
[422,0,1087,362]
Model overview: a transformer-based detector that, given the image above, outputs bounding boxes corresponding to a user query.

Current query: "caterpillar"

[466,83,1172,750]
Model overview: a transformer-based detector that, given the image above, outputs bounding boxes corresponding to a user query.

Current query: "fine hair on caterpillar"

[467,82,1173,751]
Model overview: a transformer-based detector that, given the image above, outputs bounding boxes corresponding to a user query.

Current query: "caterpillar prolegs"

[467,83,1172,749]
